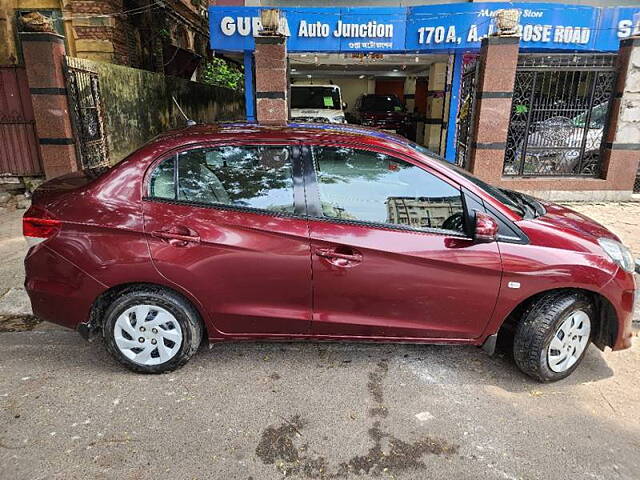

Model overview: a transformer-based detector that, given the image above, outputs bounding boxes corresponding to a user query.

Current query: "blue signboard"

[406,3,600,52]
[597,7,640,52]
[210,3,640,53]
[210,7,407,52]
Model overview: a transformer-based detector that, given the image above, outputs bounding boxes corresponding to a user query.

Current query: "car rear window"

[361,95,403,112]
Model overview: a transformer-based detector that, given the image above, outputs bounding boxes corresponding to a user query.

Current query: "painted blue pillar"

[243,50,255,123]
[445,53,463,163]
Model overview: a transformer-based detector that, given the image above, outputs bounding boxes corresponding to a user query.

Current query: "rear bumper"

[25,244,107,330]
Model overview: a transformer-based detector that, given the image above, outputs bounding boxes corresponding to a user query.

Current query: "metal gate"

[454,57,479,169]
[0,66,42,176]
[503,54,616,177]
[64,57,109,169]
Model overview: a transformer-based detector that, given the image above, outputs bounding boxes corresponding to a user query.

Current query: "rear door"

[303,143,503,339]
[142,142,312,336]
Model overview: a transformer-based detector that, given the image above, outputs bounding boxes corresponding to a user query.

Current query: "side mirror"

[474,212,499,243]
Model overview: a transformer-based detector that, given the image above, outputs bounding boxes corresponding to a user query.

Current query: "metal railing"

[503,54,616,177]
[64,57,110,169]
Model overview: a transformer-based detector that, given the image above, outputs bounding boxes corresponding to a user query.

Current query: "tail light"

[23,206,61,246]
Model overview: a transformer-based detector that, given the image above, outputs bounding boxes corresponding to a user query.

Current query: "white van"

[290,85,347,124]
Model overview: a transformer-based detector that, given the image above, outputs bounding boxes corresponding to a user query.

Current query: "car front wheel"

[513,292,593,382]
[102,288,202,373]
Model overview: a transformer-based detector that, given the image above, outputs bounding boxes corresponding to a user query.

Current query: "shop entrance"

[288,53,450,153]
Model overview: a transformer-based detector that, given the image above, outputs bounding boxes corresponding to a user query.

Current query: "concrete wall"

[66,57,245,164]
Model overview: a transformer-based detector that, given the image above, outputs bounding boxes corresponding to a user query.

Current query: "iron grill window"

[503,54,616,178]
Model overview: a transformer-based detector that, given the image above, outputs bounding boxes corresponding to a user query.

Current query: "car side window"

[311,146,465,233]
[149,146,295,213]
[149,156,175,199]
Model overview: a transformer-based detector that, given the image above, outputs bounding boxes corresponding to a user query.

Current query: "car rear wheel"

[513,292,593,382]
[102,288,202,373]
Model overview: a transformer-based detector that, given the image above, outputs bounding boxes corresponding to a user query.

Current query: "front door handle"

[314,247,363,267]
[152,227,200,247]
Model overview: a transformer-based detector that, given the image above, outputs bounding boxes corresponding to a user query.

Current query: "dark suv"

[350,94,409,137]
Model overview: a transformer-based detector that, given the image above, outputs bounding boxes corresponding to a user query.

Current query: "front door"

[305,145,502,339]
[143,143,312,336]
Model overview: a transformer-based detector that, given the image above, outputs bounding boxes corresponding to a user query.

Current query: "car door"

[304,144,503,340]
[142,142,312,336]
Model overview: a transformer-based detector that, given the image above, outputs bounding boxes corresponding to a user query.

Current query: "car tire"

[102,287,203,373]
[513,291,593,382]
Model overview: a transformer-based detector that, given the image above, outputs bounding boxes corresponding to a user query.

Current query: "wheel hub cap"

[547,309,591,373]
[114,305,183,366]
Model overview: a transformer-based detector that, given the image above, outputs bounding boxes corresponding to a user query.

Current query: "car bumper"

[600,267,636,351]
[24,244,107,330]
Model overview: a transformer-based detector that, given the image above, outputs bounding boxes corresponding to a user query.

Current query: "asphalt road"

[1,324,639,480]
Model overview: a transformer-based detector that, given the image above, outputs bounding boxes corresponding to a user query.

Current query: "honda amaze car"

[23,124,636,381]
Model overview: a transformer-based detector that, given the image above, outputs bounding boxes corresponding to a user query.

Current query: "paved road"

[1,206,639,480]
[1,327,639,480]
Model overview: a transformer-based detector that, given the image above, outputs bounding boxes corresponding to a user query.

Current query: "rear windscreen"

[361,95,403,112]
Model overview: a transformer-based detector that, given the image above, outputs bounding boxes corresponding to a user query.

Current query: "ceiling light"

[291,68,296,72]
[358,74,365,79]
[306,74,312,78]
[393,68,398,72]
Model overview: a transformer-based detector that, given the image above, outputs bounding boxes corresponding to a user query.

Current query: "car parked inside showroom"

[23,123,636,381]
[349,94,410,137]
[290,85,347,124]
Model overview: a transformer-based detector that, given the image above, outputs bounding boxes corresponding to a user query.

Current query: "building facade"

[209,1,640,199]
[1,0,209,78]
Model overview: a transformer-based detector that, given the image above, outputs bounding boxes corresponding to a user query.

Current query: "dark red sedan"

[23,124,636,381]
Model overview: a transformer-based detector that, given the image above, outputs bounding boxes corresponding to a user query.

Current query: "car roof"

[149,122,421,155]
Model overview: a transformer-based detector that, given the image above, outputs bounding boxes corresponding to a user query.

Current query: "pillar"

[367,79,376,94]
[424,62,447,154]
[403,76,416,113]
[599,37,640,193]
[20,32,78,179]
[244,50,256,122]
[445,53,464,162]
[467,36,520,183]
[254,35,288,125]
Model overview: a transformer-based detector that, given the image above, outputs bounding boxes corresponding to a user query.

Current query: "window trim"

[143,141,306,218]
[303,141,471,238]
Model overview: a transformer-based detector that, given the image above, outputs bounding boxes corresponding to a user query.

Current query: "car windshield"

[361,95,403,112]
[407,143,538,218]
[291,87,341,110]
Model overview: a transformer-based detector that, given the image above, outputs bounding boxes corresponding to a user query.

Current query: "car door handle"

[314,247,363,265]
[152,229,200,246]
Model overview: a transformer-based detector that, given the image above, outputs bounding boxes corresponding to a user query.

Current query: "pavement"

[1,204,640,480]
